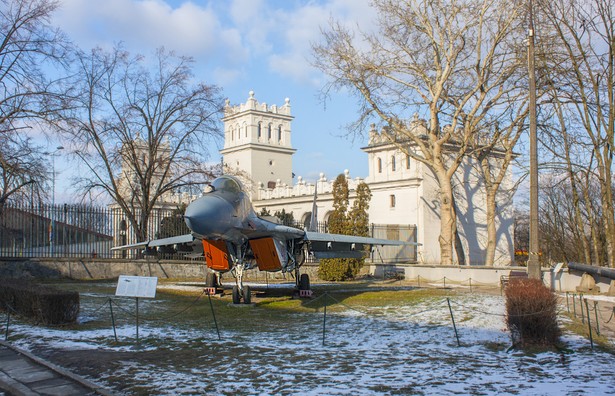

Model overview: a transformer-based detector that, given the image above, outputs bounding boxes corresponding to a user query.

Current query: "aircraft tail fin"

[307,182,318,232]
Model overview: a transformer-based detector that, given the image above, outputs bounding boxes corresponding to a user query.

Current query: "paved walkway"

[0,341,113,396]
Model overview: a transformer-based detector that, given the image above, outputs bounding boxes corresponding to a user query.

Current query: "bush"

[505,278,560,346]
[318,258,363,281]
[0,280,79,325]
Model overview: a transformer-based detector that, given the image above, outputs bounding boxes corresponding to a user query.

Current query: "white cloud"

[54,0,247,62]
[265,0,375,83]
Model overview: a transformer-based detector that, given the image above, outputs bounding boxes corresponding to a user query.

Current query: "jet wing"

[111,234,196,251]
[304,231,418,259]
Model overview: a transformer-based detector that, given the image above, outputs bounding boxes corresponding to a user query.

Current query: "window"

[390,194,396,208]
[278,125,282,141]
[377,158,382,173]
[268,124,272,140]
[406,155,411,169]
[391,155,396,171]
[257,122,262,139]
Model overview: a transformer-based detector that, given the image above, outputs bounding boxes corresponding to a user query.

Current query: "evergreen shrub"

[318,258,363,281]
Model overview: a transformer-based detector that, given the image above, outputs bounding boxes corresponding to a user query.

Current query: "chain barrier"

[108,289,207,323]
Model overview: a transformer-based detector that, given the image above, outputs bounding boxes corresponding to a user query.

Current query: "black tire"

[205,272,216,288]
[299,274,310,291]
[232,285,241,304]
[243,285,251,304]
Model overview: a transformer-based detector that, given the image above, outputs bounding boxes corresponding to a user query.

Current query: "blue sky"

[48,0,378,201]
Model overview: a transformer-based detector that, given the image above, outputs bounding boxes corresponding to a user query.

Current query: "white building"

[222,92,514,266]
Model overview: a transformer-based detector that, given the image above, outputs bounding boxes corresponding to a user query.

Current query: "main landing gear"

[296,269,313,298]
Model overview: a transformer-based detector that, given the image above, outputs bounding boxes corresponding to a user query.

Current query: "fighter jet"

[113,175,414,304]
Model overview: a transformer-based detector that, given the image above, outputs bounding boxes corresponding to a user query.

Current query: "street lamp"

[44,145,64,256]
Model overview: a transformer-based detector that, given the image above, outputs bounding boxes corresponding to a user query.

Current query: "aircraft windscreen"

[210,176,243,194]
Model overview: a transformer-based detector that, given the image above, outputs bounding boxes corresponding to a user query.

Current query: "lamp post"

[527,0,540,279]
[44,146,64,256]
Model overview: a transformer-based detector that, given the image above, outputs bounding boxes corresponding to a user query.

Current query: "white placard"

[115,275,158,298]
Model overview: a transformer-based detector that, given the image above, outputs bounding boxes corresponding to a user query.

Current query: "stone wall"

[0,258,321,282]
[2,258,611,294]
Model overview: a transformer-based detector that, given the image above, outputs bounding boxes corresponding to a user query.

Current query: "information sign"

[115,275,158,298]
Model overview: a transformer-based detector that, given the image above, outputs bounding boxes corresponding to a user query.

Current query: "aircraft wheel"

[243,285,252,304]
[232,286,241,304]
[299,274,310,290]
[205,272,217,288]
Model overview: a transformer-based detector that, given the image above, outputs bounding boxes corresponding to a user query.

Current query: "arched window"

[244,123,248,138]
[278,125,282,141]
[391,155,396,171]
[257,122,262,139]
[268,124,272,140]
[230,127,233,141]
[377,158,382,173]
[390,194,396,208]
[406,155,411,169]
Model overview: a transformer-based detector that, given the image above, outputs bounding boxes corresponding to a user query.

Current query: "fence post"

[572,294,577,317]
[565,292,569,313]
[584,298,593,350]
[593,301,600,336]
[207,291,221,341]
[469,278,472,293]
[109,298,118,343]
[322,294,328,346]
[447,298,460,347]
[4,306,10,341]
[579,293,585,324]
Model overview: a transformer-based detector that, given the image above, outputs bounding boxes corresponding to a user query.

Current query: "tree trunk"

[451,193,466,265]
[484,190,497,266]
[438,176,455,265]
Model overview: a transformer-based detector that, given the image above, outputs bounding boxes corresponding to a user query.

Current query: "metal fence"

[0,203,185,259]
[0,203,417,263]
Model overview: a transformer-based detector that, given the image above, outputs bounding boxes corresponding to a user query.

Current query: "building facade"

[224,92,514,266]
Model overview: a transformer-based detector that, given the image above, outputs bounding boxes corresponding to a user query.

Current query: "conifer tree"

[318,175,371,281]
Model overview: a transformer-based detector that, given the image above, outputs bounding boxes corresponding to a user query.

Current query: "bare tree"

[54,46,224,242]
[538,0,615,267]
[471,117,526,266]
[0,0,70,206]
[0,133,46,208]
[313,0,526,264]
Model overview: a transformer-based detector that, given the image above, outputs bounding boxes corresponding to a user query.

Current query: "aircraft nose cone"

[184,195,234,237]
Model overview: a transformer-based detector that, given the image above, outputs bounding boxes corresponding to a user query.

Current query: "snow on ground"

[5,285,615,395]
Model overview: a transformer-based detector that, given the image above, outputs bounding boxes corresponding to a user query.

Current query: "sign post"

[115,275,158,344]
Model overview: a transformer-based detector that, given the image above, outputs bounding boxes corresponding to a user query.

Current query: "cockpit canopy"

[208,175,244,194]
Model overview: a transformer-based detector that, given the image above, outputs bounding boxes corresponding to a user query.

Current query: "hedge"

[0,280,79,325]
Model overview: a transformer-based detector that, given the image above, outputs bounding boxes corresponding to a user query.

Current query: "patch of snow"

[6,284,615,395]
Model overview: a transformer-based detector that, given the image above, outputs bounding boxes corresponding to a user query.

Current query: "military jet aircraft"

[113,175,414,304]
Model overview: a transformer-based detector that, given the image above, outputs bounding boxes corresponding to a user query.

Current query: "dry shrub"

[505,278,560,346]
[0,280,79,325]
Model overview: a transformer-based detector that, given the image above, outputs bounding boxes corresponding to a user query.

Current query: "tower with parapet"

[220,91,296,194]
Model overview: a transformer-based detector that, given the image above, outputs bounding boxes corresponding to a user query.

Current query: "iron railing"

[0,203,417,263]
